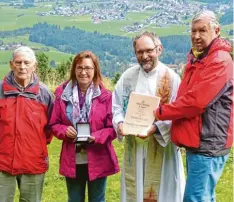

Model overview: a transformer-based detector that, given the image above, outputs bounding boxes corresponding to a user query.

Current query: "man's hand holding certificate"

[123,92,160,137]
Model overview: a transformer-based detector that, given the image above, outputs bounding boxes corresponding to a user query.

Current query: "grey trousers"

[0,171,45,202]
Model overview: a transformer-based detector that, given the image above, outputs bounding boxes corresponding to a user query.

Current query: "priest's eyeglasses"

[136,46,158,57]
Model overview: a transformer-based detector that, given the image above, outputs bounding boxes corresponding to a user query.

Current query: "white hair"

[12,46,37,63]
[192,10,220,31]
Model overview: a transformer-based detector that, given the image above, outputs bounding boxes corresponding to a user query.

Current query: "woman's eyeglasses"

[76,66,94,73]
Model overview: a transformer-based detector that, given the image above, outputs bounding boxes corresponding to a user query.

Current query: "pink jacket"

[49,82,119,181]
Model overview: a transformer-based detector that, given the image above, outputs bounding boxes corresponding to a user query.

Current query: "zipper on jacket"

[187,71,193,85]
[187,60,202,85]
[89,93,109,122]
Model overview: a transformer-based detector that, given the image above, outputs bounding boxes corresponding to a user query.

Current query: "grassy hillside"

[0,5,231,37]
[0,3,232,74]
[0,6,156,36]
[0,64,10,76]
[12,138,234,202]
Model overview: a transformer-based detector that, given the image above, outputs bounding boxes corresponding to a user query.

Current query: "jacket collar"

[3,71,39,99]
[189,37,217,64]
[61,80,101,103]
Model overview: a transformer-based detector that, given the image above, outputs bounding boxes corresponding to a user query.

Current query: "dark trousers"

[66,164,107,202]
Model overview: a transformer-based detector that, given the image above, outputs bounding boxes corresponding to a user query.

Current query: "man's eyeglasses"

[136,46,158,57]
[76,66,94,73]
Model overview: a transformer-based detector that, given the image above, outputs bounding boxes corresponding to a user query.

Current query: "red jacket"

[156,38,233,156]
[0,72,54,175]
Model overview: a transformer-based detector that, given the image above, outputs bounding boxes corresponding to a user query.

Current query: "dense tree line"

[229,30,233,36]
[29,23,134,66]
[36,52,72,86]
[0,27,31,38]
[0,23,192,77]
[220,10,233,25]
[27,23,190,76]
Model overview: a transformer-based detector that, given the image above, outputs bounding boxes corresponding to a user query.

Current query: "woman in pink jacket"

[49,51,119,202]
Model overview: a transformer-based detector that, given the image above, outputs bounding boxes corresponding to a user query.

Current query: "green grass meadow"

[0,5,232,37]
[0,6,160,36]
[0,64,10,77]
[13,139,233,202]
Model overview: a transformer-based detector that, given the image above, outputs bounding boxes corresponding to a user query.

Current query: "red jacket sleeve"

[156,52,233,120]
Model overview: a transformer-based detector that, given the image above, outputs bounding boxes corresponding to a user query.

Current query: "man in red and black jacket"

[0,46,54,202]
[155,10,233,202]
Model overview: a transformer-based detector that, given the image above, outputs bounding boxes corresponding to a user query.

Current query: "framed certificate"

[74,123,91,143]
[123,92,160,136]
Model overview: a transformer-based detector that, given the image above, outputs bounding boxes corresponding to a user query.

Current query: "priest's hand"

[137,125,157,139]
[153,109,159,121]
[117,122,125,136]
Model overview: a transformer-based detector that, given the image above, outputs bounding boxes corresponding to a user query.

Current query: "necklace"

[80,91,85,96]
[79,87,87,97]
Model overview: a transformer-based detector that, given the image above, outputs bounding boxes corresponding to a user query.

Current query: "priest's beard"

[140,57,158,73]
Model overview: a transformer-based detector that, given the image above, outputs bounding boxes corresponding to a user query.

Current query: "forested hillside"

[0,23,191,76]
[220,9,233,25]
[0,0,232,77]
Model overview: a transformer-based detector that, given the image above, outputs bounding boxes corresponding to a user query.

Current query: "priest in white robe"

[112,31,185,202]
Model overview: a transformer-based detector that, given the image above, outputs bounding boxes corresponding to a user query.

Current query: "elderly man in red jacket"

[0,46,54,202]
[155,10,233,202]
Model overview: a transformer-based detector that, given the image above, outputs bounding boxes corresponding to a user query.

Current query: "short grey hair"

[192,10,220,31]
[133,31,162,50]
[12,46,37,63]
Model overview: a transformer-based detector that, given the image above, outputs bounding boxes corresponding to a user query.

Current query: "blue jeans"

[66,164,107,202]
[183,151,229,202]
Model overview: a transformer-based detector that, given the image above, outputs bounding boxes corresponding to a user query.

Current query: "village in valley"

[4,0,223,30]
[0,0,233,76]
[33,0,231,32]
